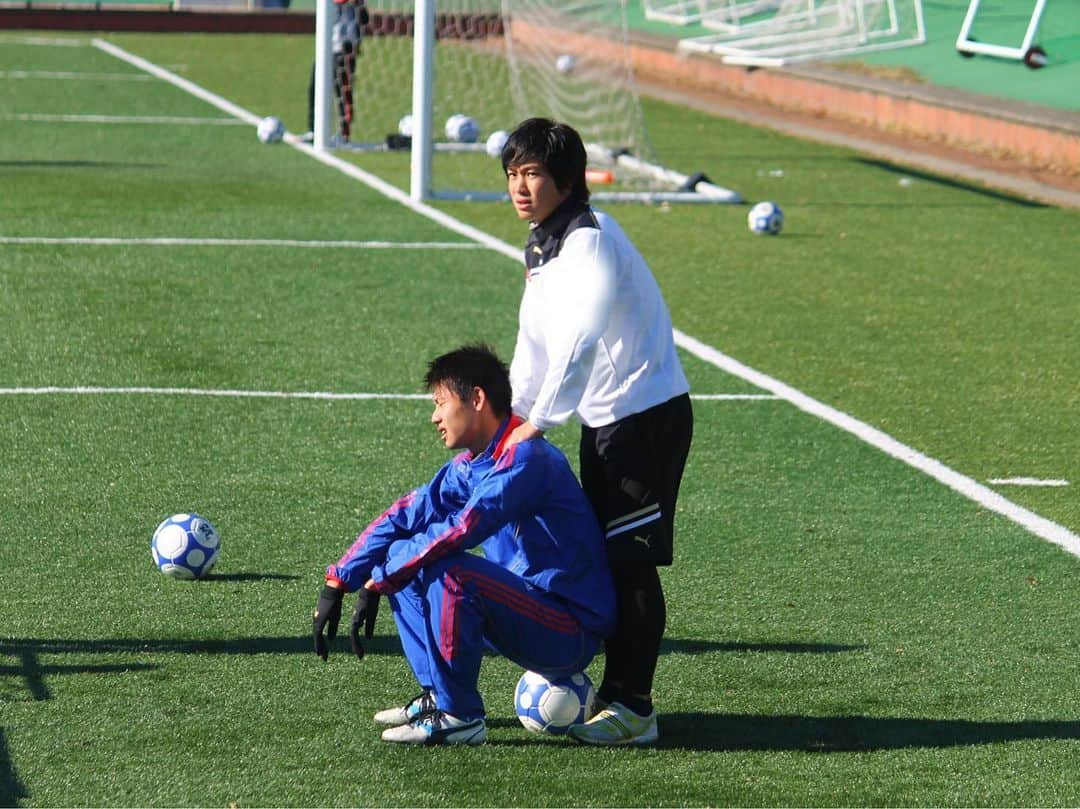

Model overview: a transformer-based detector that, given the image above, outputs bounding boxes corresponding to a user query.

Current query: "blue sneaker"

[381,710,487,746]
[373,691,436,727]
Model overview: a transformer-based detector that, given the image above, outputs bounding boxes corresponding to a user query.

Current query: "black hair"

[424,344,512,419]
[501,117,590,204]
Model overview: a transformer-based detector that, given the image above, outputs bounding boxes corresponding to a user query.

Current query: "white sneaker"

[568,701,659,746]
[373,691,436,726]
[381,710,486,746]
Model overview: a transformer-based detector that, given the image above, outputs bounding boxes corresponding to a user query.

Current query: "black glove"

[313,584,344,661]
[349,589,380,661]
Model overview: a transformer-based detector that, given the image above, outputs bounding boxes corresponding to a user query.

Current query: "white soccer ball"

[256,115,285,144]
[555,53,576,74]
[515,670,596,735]
[485,129,509,159]
[151,513,220,580]
[445,113,480,143]
[397,114,413,137]
[747,200,784,235]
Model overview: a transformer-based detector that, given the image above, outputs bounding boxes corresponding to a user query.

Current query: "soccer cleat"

[373,690,437,726]
[567,701,659,746]
[589,694,609,719]
[381,710,487,746]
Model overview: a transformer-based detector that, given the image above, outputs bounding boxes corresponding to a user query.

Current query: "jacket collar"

[525,199,592,270]
[469,414,525,466]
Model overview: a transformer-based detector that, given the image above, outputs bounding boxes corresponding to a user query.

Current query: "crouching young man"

[312,344,615,745]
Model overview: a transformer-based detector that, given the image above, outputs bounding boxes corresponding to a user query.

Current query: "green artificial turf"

[2,30,1079,807]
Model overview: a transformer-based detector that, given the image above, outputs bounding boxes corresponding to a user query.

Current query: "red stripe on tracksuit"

[459,569,579,633]
[377,508,480,594]
[437,563,580,663]
[439,570,464,664]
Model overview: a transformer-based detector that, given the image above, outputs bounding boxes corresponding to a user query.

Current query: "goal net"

[313,0,741,203]
[642,0,782,32]
[678,0,926,67]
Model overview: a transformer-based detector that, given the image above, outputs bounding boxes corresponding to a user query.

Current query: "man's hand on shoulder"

[505,420,543,449]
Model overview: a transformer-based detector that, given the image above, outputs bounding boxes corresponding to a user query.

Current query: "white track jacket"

[510,202,689,431]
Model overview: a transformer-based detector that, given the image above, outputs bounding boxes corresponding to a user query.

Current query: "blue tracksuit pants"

[386,543,603,720]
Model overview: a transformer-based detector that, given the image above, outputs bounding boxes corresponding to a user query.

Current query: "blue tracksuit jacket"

[327,417,616,638]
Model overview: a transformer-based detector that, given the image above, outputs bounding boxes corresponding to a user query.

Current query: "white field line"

[0,70,152,81]
[988,478,1070,487]
[0,36,89,47]
[675,332,1080,557]
[693,393,778,400]
[0,387,430,401]
[89,39,1080,559]
[0,236,484,250]
[0,387,768,403]
[91,38,525,260]
[92,38,265,127]
[3,113,243,126]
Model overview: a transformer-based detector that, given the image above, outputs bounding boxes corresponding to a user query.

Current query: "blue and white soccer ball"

[257,115,285,144]
[151,513,220,579]
[445,113,480,143]
[747,200,784,235]
[515,670,596,735]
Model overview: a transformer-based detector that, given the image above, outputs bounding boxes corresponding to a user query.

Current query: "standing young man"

[312,345,615,745]
[306,0,369,142]
[500,118,693,746]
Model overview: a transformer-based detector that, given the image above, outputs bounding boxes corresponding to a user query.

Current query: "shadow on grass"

[0,635,400,659]
[857,157,1051,207]
[0,636,404,702]
[662,639,864,655]
[483,712,1080,751]
[1,635,857,702]
[1,727,29,808]
[0,160,165,170]
[4,635,842,666]
[200,572,301,582]
[486,712,1080,751]
[485,712,1080,751]
[656,711,1080,752]
[0,647,158,702]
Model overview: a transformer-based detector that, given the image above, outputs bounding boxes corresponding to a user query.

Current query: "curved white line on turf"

[89,38,1080,559]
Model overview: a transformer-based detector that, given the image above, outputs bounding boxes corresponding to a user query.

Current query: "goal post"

[313,0,334,151]
[312,0,742,204]
[410,0,435,201]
